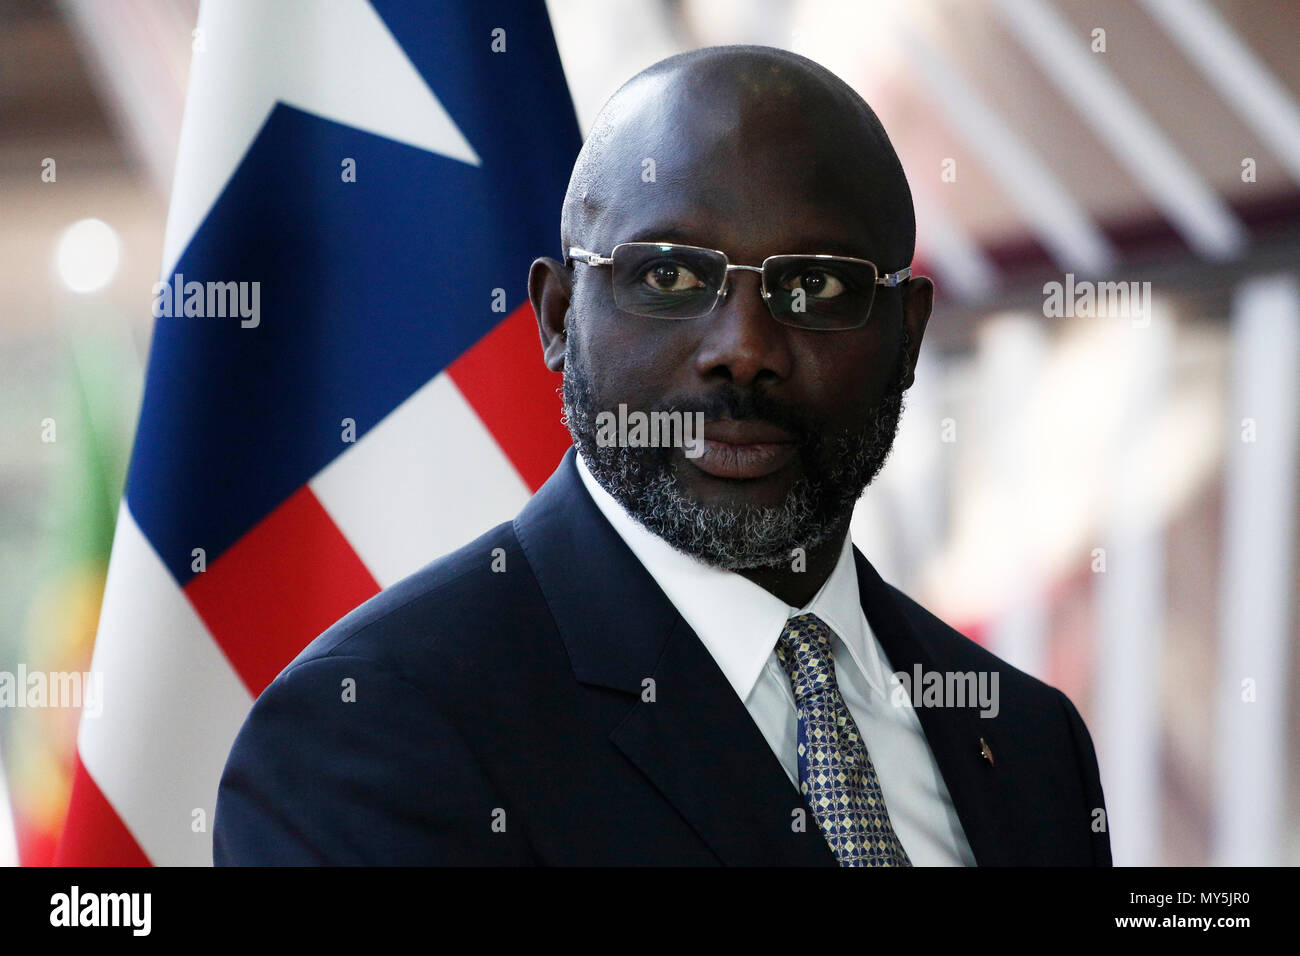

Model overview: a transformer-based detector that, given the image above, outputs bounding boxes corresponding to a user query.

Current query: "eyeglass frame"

[564,241,912,330]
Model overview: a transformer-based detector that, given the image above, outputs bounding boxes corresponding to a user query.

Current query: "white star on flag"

[163,0,480,275]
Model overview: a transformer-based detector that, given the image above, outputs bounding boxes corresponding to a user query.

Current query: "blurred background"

[1,0,1296,866]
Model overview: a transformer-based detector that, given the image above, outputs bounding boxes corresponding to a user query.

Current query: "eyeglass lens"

[607,242,879,329]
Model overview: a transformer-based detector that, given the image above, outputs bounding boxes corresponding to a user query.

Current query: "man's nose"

[691,269,793,385]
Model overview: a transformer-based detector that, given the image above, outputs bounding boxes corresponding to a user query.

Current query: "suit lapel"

[852,548,1017,865]
[514,448,836,866]
[608,616,839,866]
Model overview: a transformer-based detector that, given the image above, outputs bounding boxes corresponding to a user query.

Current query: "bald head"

[561,45,915,273]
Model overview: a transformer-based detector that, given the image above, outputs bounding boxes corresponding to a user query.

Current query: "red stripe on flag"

[449,301,571,491]
[54,756,151,866]
[186,485,380,697]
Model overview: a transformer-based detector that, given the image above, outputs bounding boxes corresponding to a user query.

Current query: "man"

[214,45,1111,866]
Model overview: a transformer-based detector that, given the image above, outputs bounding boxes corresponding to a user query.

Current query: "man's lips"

[703,418,797,444]
[689,418,798,480]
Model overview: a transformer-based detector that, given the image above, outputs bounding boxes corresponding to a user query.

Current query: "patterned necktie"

[775,613,912,867]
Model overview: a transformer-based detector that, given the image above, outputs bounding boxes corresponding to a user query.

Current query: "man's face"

[551,79,924,570]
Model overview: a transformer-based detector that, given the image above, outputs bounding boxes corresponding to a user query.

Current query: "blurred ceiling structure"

[0,0,194,340]
[3,0,1299,347]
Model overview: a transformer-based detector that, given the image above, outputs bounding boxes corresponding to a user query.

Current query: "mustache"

[644,386,821,445]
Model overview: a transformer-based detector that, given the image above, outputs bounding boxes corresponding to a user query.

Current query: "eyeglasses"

[565,241,910,331]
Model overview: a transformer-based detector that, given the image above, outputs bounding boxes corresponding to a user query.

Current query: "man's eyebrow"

[616,226,880,261]
[617,226,708,247]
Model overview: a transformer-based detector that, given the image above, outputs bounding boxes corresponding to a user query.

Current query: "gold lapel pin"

[979,737,995,767]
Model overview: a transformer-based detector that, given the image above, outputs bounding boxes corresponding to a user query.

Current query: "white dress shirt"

[575,453,977,866]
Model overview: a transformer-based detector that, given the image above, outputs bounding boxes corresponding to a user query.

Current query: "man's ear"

[900,276,933,389]
[529,257,572,373]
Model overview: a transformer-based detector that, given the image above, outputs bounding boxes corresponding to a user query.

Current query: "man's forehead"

[608,216,883,262]
[588,107,896,251]
[589,186,892,263]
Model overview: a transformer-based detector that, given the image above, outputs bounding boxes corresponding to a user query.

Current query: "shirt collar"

[573,451,886,700]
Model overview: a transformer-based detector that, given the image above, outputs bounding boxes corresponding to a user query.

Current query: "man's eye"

[783,268,846,298]
[641,261,704,293]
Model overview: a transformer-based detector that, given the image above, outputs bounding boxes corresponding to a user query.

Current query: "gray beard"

[561,331,910,571]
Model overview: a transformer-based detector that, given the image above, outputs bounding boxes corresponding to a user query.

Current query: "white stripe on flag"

[311,372,533,589]
[78,501,254,866]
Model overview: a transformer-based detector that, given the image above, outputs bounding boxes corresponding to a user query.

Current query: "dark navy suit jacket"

[213,446,1112,865]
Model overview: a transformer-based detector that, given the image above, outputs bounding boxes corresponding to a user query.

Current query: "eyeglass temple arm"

[566,247,612,267]
[878,266,912,287]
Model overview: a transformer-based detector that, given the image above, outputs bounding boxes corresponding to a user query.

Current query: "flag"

[9,321,133,866]
[55,0,580,865]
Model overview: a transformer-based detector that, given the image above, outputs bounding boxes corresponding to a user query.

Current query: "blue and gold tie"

[775,613,912,867]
